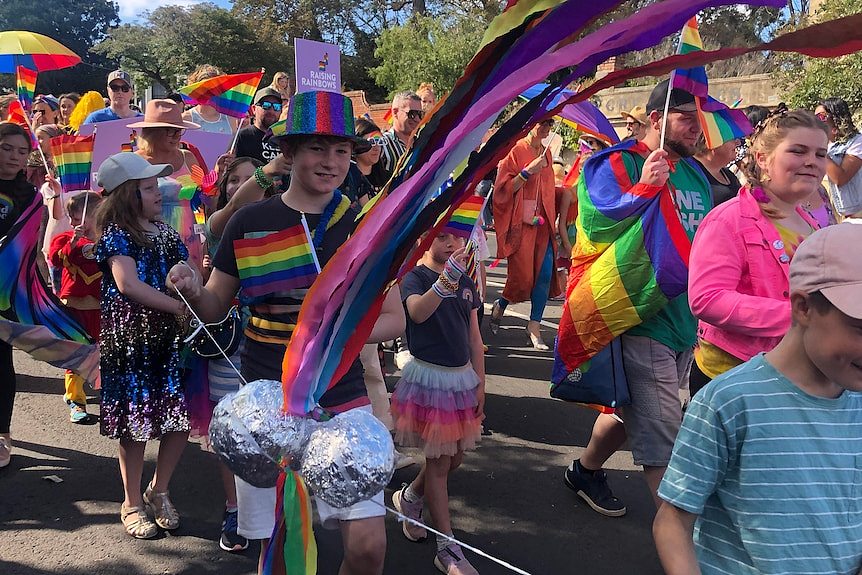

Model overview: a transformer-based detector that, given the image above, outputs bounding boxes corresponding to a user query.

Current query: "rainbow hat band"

[266,91,371,153]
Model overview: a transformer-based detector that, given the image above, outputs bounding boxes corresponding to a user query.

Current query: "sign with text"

[78,117,232,190]
[294,38,341,93]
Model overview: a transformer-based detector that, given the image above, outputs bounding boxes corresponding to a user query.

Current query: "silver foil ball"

[300,409,395,508]
[209,379,314,487]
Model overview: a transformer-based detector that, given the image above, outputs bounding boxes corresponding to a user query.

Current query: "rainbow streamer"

[263,472,317,575]
[670,17,708,98]
[16,66,37,112]
[6,100,39,148]
[234,225,318,300]
[697,95,753,149]
[48,134,95,194]
[443,194,486,238]
[179,71,264,119]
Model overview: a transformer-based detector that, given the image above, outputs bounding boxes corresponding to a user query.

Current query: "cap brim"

[670,102,698,113]
[821,284,862,319]
[127,120,200,130]
[141,163,174,180]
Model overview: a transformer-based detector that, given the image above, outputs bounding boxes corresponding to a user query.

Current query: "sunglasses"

[109,83,131,93]
[158,127,186,136]
[258,101,283,112]
[365,135,385,146]
[625,121,638,128]
[406,109,424,121]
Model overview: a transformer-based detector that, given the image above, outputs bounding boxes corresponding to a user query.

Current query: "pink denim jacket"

[688,187,820,362]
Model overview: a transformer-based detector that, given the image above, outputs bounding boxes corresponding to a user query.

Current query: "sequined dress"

[95,222,190,441]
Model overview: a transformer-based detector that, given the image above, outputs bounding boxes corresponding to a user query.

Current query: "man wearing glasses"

[234,87,284,163]
[378,91,424,183]
[620,106,648,142]
[82,70,143,125]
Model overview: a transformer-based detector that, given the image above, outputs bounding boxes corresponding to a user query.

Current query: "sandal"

[120,504,158,539]
[489,300,503,335]
[144,482,180,530]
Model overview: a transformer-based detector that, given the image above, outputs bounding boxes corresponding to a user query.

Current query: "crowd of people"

[2,58,862,575]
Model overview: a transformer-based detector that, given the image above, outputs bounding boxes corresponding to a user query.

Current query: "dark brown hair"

[96,180,153,247]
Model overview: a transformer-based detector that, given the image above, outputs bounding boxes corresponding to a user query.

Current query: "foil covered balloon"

[209,379,314,487]
[300,408,395,508]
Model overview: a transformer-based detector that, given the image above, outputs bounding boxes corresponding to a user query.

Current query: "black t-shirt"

[234,124,281,164]
[340,162,378,209]
[696,160,741,206]
[401,264,479,367]
[213,194,365,413]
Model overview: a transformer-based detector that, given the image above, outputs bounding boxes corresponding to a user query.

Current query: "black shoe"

[219,508,249,552]
[564,461,626,517]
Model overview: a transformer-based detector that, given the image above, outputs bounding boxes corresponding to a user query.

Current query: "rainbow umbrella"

[0,31,81,73]
[519,83,619,144]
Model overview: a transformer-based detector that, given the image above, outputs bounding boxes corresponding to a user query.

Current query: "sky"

[115,0,232,22]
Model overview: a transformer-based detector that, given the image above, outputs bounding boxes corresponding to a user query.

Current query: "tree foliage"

[0,0,119,94]
[772,0,862,111]
[92,3,287,93]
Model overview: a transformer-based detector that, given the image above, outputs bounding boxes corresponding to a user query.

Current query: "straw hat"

[128,99,200,130]
[620,105,648,126]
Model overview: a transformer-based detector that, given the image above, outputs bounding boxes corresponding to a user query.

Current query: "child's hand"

[202,254,213,270]
[70,226,84,247]
[167,262,201,300]
[444,247,467,279]
[216,152,235,174]
[45,174,61,194]
[264,154,293,179]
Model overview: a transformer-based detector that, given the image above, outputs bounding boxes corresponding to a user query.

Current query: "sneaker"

[143,482,180,530]
[69,402,89,424]
[394,449,416,470]
[564,461,626,517]
[391,484,427,542]
[394,337,413,370]
[0,437,10,469]
[434,544,479,575]
[219,508,249,552]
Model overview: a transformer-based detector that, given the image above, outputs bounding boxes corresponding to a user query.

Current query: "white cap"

[96,153,173,193]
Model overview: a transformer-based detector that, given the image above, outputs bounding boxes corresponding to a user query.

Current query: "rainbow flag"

[443,194,485,238]
[233,224,318,300]
[696,96,752,149]
[48,135,95,194]
[179,71,264,119]
[6,100,38,148]
[16,66,37,112]
[670,17,708,98]
[383,109,393,124]
[555,140,695,373]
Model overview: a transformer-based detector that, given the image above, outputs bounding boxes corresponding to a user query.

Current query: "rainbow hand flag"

[16,66,37,112]
[7,100,39,149]
[670,17,708,98]
[179,71,264,119]
[442,194,486,238]
[234,224,319,301]
[48,135,95,194]
[697,95,752,149]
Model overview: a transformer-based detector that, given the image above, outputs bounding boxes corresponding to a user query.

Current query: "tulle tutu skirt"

[391,358,483,459]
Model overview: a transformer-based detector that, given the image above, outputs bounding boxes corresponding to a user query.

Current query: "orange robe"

[493,138,561,303]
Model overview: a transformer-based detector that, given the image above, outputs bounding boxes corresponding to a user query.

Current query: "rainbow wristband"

[519,169,531,181]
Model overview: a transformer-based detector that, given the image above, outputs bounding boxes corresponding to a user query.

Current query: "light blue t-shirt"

[82,107,142,125]
[660,353,862,575]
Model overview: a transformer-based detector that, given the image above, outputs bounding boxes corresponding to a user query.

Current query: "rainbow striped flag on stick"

[179,71,264,119]
[6,100,39,148]
[16,66,37,112]
[670,17,708,98]
[443,194,487,238]
[697,95,752,149]
[48,135,95,194]
[233,222,319,300]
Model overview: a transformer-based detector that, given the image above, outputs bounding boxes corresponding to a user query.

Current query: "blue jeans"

[498,243,553,322]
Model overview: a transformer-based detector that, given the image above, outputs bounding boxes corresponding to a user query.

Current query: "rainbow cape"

[179,71,263,119]
[670,17,708,98]
[48,134,95,194]
[16,66,37,112]
[0,192,99,384]
[442,194,486,238]
[554,140,701,371]
[234,224,318,301]
[697,95,752,149]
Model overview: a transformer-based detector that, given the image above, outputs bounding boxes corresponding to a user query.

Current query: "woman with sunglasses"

[341,118,384,209]
[815,98,862,219]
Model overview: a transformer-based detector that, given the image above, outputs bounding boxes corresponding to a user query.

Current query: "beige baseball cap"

[621,106,648,125]
[790,222,862,319]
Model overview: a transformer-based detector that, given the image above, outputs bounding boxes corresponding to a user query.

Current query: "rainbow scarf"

[16,66,37,112]
[670,17,708,97]
[48,135,95,194]
[179,71,263,119]
[555,140,698,369]
[442,194,485,238]
[234,225,319,301]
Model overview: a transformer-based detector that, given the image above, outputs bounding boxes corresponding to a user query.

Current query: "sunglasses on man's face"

[109,83,131,93]
[406,109,424,121]
[258,101,283,112]
[625,121,638,128]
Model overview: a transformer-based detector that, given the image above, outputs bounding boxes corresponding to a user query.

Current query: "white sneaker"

[394,449,416,470]
[395,349,413,370]
[0,437,11,469]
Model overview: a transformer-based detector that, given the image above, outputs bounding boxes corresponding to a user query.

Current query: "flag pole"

[230,116,245,153]
[658,70,675,151]
[19,97,53,176]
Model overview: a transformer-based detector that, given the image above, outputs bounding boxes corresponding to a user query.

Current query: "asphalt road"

[0,238,663,575]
